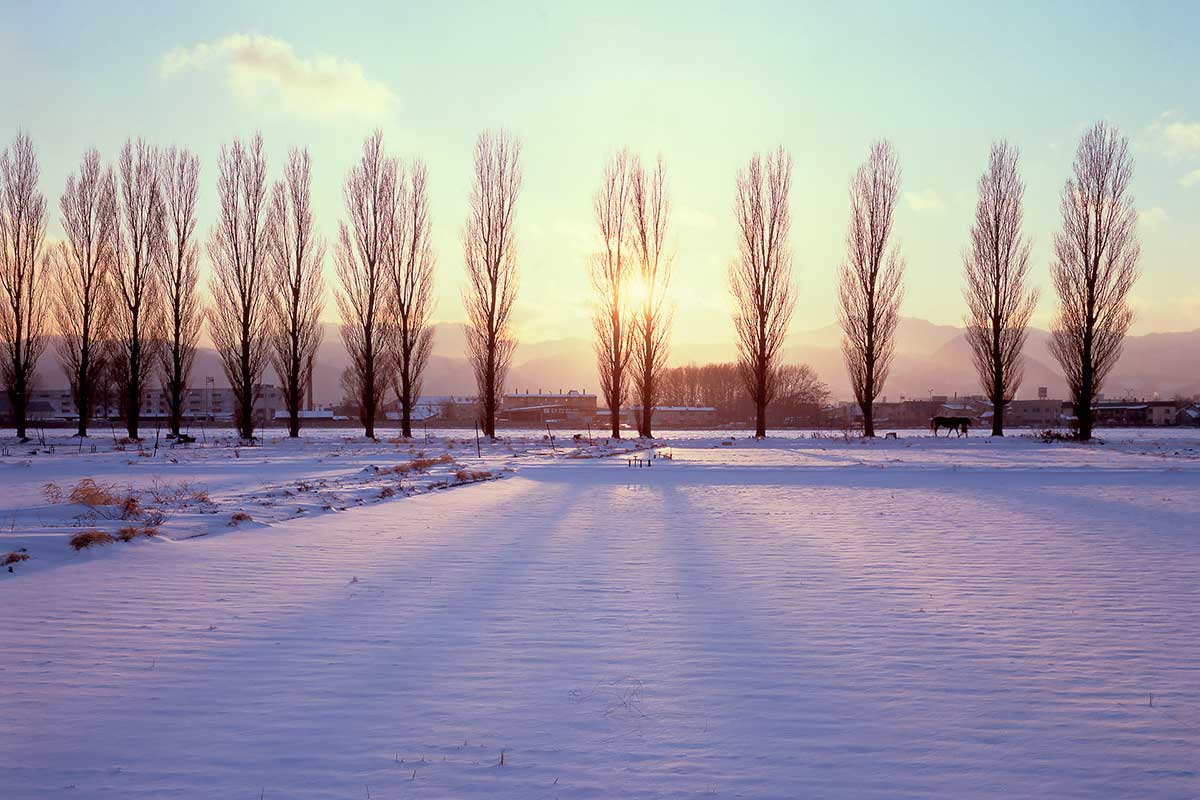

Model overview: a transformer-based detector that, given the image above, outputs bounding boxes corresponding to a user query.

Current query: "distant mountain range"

[33,318,1200,404]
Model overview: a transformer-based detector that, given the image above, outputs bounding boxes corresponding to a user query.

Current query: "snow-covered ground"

[1,429,1198,798]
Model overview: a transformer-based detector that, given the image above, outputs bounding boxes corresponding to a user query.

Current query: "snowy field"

[1,428,1199,798]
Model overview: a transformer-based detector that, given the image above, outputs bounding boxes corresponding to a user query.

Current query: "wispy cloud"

[1137,206,1168,227]
[905,189,945,213]
[1181,168,1200,188]
[161,34,397,119]
[1147,112,1200,159]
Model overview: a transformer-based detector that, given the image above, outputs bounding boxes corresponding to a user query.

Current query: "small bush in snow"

[70,530,116,551]
[119,494,142,519]
[229,512,253,526]
[68,478,121,507]
[117,526,157,542]
[411,454,454,472]
[41,482,63,504]
[3,550,29,566]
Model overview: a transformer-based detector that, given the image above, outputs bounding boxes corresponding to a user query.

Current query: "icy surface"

[1,431,1198,798]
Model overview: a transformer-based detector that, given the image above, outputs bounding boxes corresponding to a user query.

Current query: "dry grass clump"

[70,530,116,551]
[455,469,493,483]
[119,494,142,519]
[229,511,253,526]
[69,478,121,507]
[117,526,158,542]
[3,550,29,566]
[378,486,396,499]
[42,482,63,504]
[411,454,454,472]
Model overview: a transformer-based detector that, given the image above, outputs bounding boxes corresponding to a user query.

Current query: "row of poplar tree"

[0,120,1138,443]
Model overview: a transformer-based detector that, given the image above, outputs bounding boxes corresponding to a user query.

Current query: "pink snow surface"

[1,431,1198,798]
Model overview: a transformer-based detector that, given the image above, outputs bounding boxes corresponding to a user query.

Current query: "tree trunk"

[862,397,875,438]
[993,383,1003,434]
[288,377,300,438]
[169,382,183,438]
[609,404,620,438]
[13,375,28,441]
[126,339,140,440]
[640,383,653,438]
[77,350,91,438]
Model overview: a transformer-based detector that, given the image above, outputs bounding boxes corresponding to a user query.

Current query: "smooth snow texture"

[1,431,1198,798]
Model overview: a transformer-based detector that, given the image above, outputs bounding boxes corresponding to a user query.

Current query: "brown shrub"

[70,530,116,550]
[69,478,120,507]
[119,494,142,519]
[455,469,493,483]
[117,526,158,542]
[411,454,454,472]
[229,511,253,526]
[189,488,211,504]
[378,486,395,499]
[3,551,29,566]
[42,482,63,504]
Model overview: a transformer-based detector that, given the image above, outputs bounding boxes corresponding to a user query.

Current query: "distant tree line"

[0,120,1141,442]
[659,362,829,426]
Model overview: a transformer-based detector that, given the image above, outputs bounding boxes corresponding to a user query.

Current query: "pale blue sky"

[2,1,1198,343]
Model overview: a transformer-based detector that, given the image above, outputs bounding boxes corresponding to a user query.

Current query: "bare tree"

[54,149,118,438]
[0,132,50,442]
[590,150,635,438]
[269,148,325,438]
[113,139,166,439]
[628,155,672,437]
[208,134,271,441]
[1049,122,1140,440]
[730,147,796,438]
[387,159,435,439]
[337,130,395,440]
[462,129,521,439]
[158,146,203,438]
[963,141,1039,436]
[776,363,830,410]
[837,140,905,438]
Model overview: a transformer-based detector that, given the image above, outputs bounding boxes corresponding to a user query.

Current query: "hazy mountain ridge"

[33,318,1200,404]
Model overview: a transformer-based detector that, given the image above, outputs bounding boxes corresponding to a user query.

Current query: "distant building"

[1003,399,1065,428]
[12,384,286,426]
[1091,400,1180,427]
[625,405,719,428]
[1180,404,1200,427]
[503,389,597,424]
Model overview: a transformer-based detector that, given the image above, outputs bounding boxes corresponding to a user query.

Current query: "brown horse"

[931,416,971,437]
